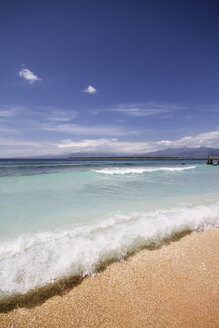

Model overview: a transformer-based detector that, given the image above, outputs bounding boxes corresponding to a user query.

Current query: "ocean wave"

[92,165,197,175]
[0,200,218,299]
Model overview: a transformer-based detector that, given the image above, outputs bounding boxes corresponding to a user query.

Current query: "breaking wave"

[0,200,218,299]
[92,165,197,175]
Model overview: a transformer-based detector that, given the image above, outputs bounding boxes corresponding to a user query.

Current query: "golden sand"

[0,229,218,328]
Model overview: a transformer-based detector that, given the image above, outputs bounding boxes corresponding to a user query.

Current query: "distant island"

[68,147,219,160]
[68,156,179,160]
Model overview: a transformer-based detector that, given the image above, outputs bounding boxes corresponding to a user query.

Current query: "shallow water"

[0,159,219,298]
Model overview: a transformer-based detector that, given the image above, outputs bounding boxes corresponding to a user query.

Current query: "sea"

[0,158,219,302]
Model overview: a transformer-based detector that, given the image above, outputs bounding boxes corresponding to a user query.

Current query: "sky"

[0,0,219,157]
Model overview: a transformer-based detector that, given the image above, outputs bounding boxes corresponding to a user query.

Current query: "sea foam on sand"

[0,201,218,297]
[0,228,218,328]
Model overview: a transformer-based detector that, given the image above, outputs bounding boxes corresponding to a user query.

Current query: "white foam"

[0,200,218,297]
[92,166,196,175]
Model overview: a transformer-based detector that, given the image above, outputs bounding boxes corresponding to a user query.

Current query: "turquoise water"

[0,159,219,298]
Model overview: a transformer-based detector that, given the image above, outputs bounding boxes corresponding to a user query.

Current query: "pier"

[206,155,219,165]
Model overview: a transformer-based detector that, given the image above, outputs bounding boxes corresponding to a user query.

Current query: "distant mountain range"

[143,147,219,159]
[68,147,219,159]
[22,146,219,159]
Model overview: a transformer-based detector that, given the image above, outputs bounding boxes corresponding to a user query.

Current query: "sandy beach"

[0,228,218,328]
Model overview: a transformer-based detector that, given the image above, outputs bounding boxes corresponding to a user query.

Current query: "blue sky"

[0,0,219,157]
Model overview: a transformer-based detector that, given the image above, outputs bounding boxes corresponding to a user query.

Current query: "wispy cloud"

[0,104,142,151]
[43,123,129,136]
[0,107,24,136]
[0,105,80,140]
[0,138,44,147]
[83,85,97,94]
[0,106,22,118]
[40,107,77,122]
[1,128,219,158]
[56,138,150,154]
[112,103,184,117]
[1,99,219,158]
[0,105,77,123]
[199,105,219,113]
[0,138,54,158]
[56,128,219,154]
[18,68,42,84]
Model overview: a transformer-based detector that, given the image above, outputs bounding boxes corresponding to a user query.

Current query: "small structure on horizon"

[206,155,219,165]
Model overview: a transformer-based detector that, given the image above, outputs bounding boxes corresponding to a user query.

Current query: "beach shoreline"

[0,228,218,328]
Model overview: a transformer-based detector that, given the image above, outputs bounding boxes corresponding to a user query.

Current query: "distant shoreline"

[68,156,180,160]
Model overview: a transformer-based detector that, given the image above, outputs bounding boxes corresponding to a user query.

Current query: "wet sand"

[0,228,218,328]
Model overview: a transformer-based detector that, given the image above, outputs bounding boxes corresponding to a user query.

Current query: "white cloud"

[56,138,150,154]
[1,128,219,158]
[83,85,97,94]
[55,128,219,154]
[157,129,219,148]
[0,101,219,157]
[18,68,42,84]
